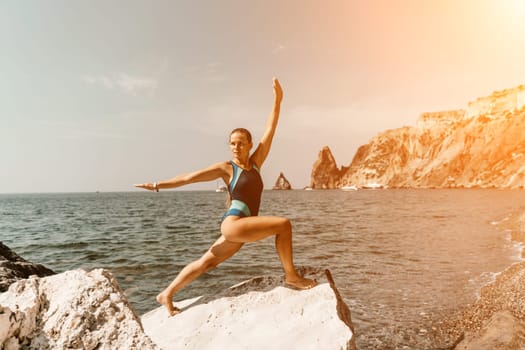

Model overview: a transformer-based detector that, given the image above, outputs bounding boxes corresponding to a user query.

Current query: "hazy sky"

[2,0,525,193]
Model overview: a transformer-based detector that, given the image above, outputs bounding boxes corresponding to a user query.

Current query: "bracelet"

[153,182,159,192]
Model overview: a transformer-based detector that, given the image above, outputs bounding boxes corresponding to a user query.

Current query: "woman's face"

[229,131,252,160]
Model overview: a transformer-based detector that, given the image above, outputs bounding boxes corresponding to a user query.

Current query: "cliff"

[312,85,525,189]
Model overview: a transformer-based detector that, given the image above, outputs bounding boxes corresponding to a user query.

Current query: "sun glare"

[499,0,525,18]
[479,0,525,50]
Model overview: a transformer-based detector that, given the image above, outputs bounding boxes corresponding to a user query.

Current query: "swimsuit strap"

[229,161,241,192]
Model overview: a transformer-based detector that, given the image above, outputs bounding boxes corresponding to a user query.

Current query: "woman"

[135,78,317,316]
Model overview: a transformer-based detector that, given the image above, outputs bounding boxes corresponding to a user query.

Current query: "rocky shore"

[430,211,525,349]
[0,268,159,350]
[0,242,55,292]
[0,244,355,349]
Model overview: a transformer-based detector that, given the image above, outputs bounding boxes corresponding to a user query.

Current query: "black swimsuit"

[223,161,263,218]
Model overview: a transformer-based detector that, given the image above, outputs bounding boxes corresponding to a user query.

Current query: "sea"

[1,189,525,349]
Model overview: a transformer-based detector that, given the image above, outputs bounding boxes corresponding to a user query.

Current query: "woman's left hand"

[273,77,283,103]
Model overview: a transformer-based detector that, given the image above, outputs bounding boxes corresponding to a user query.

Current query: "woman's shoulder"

[208,160,230,166]
[210,161,233,171]
[204,161,233,183]
[199,161,233,176]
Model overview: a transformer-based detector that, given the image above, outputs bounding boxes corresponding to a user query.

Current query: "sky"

[2,0,525,193]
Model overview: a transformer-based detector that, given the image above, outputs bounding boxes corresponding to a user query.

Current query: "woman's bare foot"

[285,275,318,290]
[156,292,180,316]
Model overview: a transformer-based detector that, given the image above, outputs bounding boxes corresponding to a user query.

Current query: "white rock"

[0,269,158,350]
[0,267,355,350]
[141,269,355,350]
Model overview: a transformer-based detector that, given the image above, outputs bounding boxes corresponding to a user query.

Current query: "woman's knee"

[278,217,292,234]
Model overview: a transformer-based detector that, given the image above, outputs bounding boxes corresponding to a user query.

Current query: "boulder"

[141,268,356,350]
[0,245,356,350]
[0,269,158,350]
[0,242,55,292]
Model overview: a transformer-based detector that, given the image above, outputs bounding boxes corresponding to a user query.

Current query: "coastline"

[507,211,525,257]
[431,208,525,348]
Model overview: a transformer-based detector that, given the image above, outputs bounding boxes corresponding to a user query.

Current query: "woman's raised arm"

[251,77,283,168]
[134,161,231,192]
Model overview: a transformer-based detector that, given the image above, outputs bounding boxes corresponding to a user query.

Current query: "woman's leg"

[157,235,243,316]
[221,215,317,289]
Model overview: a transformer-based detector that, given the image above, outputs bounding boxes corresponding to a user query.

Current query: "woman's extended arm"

[251,77,283,168]
[134,161,231,192]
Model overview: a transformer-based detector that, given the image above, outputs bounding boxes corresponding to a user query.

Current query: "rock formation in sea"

[0,242,55,292]
[272,171,292,190]
[311,85,525,189]
[141,267,356,350]
[310,146,347,189]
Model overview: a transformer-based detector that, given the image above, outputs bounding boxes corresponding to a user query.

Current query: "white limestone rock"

[0,269,158,350]
[141,268,355,350]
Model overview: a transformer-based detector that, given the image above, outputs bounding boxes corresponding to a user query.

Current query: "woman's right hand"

[134,183,159,192]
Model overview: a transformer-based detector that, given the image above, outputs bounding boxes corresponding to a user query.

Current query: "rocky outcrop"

[0,254,355,350]
[312,85,525,189]
[0,242,55,292]
[141,268,356,350]
[272,172,292,190]
[310,146,346,189]
[0,269,158,350]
